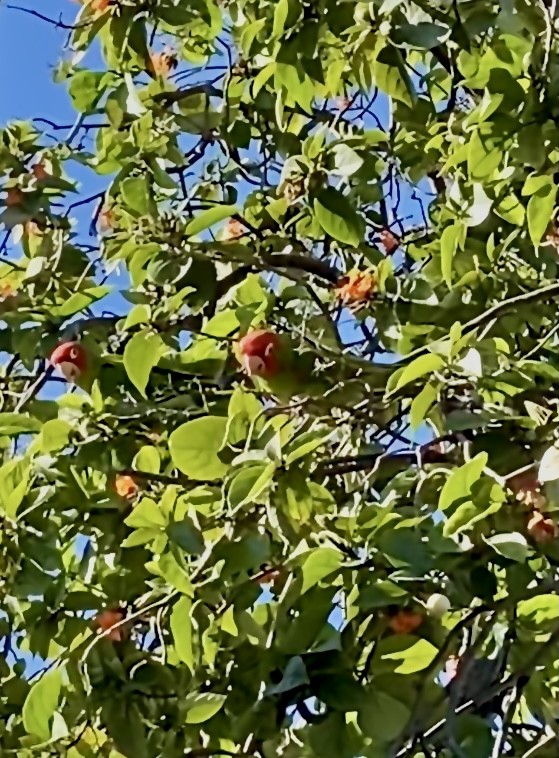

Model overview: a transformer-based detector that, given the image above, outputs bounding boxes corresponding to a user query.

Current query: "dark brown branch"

[261,252,340,284]
[7,4,90,29]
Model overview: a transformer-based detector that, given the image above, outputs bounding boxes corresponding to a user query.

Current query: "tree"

[0,0,558,755]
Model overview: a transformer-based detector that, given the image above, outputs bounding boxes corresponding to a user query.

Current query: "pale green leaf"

[22,668,63,741]
[438,453,488,511]
[124,498,167,529]
[170,596,194,670]
[526,175,557,245]
[410,381,438,430]
[185,205,238,237]
[133,445,161,474]
[300,547,343,594]
[120,175,153,216]
[517,594,559,629]
[440,222,464,288]
[184,693,226,723]
[123,330,168,397]
[391,353,445,393]
[169,416,228,481]
[40,419,72,453]
[382,638,438,674]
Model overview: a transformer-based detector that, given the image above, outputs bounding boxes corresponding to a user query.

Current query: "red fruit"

[49,341,87,383]
[237,330,280,378]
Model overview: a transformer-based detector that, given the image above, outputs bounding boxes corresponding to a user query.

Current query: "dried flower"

[335,269,376,306]
[32,163,49,181]
[527,511,558,543]
[379,228,400,255]
[222,218,246,241]
[93,609,126,641]
[387,610,423,634]
[98,205,114,233]
[5,188,24,207]
[114,475,139,500]
[508,470,546,510]
[82,0,114,16]
[0,282,15,300]
[149,50,178,78]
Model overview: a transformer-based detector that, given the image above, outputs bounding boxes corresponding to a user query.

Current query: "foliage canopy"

[1,0,559,756]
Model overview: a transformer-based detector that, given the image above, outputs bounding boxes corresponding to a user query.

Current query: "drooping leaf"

[22,668,63,741]
[123,330,168,397]
[184,692,227,723]
[170,596,195,670]
[313,187,365,247]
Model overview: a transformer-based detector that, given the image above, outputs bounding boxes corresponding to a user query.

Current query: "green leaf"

[170,596,195,670]
[391,353,445,393]
[392,22,450,49]
[184,205,238,237]
[133,445,160,474]
[440,222,464,288]
[184,693,226,723]
[167,518,204,554]
[358,690,411,742]
[156,553,193,596]
[526,175,557,245]
[169,416,228,480]
[0,413,41,435]
[300,547,343,594]
[120,175,153,216]
[123,330,167,397]
[101,700,149,758]
[331,144,364,177]
[40,419,71,453]
[467,130,501,179]
[410,381,438,430]
[485,532,529,562]
[285,430,331,465]
[124,497,166,529]
[382,637,438,674]
[495,193,525,226]
[265,656,309,696]
[438,453,488,511]
[123,304,151,330]
[22,668,63,741]
[228,462,276,508]
[272,0,290,37]
[313,187,364,247]
[68,71,105,113]
[54,286,111,317]
[0,457,32,519]
[373,45,416,107]
[443,480,506,536]
[517,594,559,629]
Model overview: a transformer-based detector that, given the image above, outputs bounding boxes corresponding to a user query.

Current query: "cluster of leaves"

[0,0,559,756]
